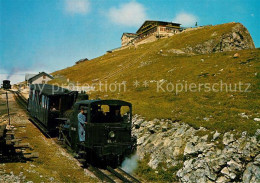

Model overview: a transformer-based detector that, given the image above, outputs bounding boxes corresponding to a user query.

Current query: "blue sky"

[0,0,259,83]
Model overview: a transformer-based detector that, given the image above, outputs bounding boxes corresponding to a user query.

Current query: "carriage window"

[41,95,45,108]
[35,91,40,105]
[32,90,35,101]
[30,90,33,99]
[46,97,49,109]
[49,97,60,111]
[44,96,46,109]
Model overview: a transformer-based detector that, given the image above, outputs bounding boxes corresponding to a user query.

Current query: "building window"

[160,27,166,32]
[43,75,46,79]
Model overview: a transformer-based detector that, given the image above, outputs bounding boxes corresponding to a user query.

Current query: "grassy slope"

[51,22,260,135]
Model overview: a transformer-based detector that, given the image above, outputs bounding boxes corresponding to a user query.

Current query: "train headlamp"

[109,131,115,138]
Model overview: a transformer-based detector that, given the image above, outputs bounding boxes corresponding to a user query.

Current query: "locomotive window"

[90,105,130,123]
[121,106,131,123]
[78,105,88,120]
[78,105,88,112]
[101,105,109,113]
[90,105,106,123]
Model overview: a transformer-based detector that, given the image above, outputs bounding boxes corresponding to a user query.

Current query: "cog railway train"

[27,84,136,166]
[2,80,11,90]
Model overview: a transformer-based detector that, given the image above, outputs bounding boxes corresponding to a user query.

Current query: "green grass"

[50,22,260,135]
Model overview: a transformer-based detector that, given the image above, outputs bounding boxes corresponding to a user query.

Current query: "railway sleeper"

[107,166,132,183]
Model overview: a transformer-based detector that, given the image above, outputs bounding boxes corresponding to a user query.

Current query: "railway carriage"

[27,84,78,133]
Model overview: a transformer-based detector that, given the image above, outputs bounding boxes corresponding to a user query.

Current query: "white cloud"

[173,12,198,27]
[108,1,147,27]
[65,0,91,15]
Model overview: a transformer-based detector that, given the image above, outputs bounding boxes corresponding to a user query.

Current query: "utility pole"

[6,92,11,125]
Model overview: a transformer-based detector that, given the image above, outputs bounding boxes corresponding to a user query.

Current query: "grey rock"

[243,162,260,183]
[137,136,146,145]
[184,142,196,155]
[221,167,229,176]
[242,131,247,137]
[255,129,260,136]
[161,126,168,132]
[201,135,208,142]
[227,159,242,171]
[167,49,186,54]
[223,132,235,145]
[213,131,221,141]
[134,119,143,128]
[204,165,217,181]
[216,176,228,183]
[254,154,260,165]
[133,115,260,183]
[229,172,236,180]
[253,118,260,122]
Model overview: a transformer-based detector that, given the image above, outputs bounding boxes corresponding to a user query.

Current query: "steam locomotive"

[2,80,11,89]
[27,84,136,166]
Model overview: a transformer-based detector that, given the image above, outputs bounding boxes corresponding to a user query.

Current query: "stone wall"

[132,114,260,183]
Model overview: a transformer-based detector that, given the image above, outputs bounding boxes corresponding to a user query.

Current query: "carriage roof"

[30,84,75,96]
[76,100,132,107]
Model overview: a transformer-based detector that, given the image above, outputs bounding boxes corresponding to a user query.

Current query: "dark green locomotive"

[28,84,136,165]
[61,99,136,165]
[2,80,11,89]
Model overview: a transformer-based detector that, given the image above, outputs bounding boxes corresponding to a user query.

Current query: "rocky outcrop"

[182,23,255,54]
[132,115,260,183]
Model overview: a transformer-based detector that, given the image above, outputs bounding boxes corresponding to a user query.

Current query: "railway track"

[11,90,142,183]
[87,164,141,183]
[11,90,52,138]
[11,90,27,109]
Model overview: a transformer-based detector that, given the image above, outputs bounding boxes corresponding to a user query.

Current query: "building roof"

[30,84,75,96]
[28,72,54,82]
[75,58,89,65]
[136,20,181,34]
[25,73,37,81]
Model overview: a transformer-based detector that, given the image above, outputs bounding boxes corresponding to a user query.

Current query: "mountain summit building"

[121,20,182,47]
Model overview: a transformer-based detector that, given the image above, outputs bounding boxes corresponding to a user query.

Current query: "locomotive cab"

[68,100,136,165]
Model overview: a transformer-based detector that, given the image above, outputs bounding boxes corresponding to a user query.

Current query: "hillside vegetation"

[51,22,260,135]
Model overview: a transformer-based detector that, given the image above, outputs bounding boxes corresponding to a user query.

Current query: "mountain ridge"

[50,22,259,135]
